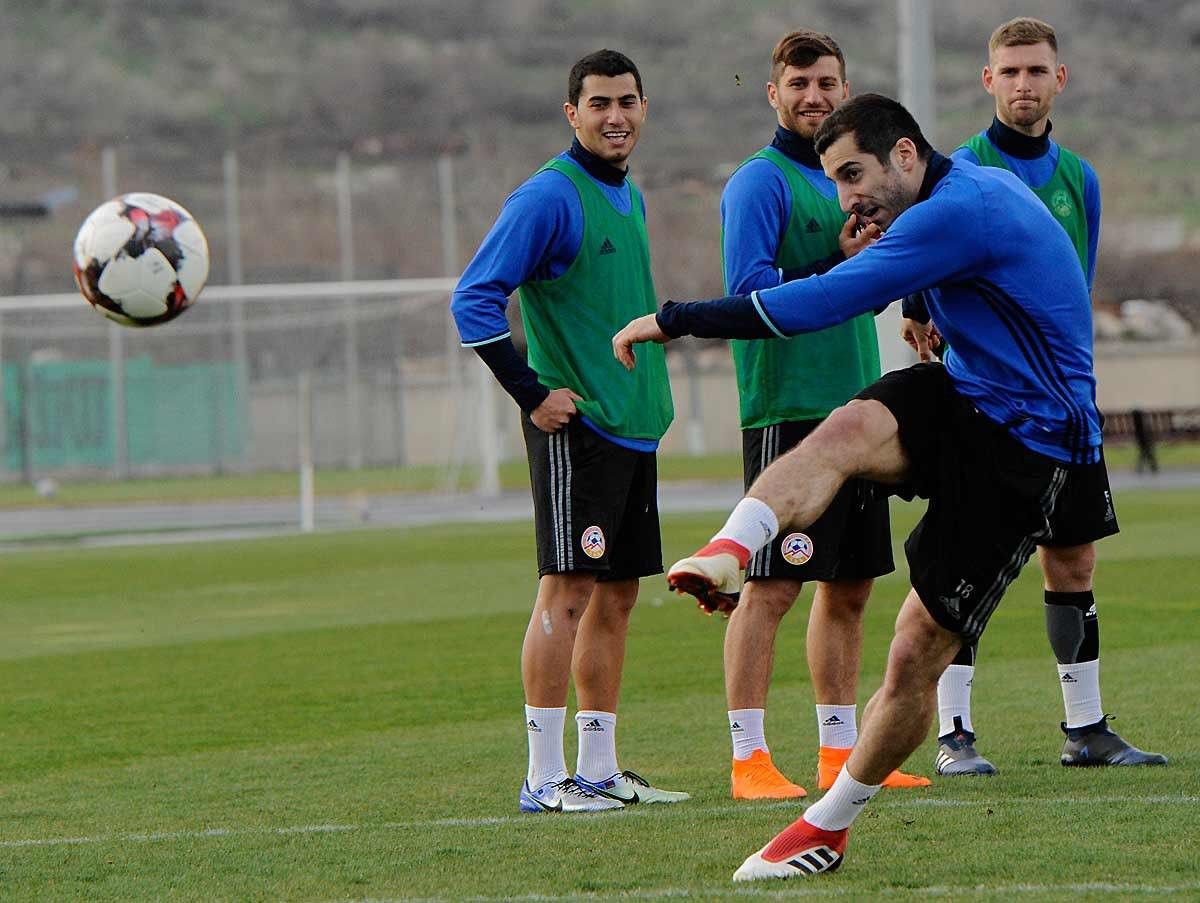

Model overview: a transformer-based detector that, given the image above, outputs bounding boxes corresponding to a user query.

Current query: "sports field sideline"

[0,485,1196,900]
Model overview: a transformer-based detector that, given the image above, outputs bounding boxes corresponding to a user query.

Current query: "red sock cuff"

[697,539,751,569]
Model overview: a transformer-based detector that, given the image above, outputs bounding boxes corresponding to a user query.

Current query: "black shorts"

[521,415,662,581]
[742,420,893,583]
[1040,451,1119,547]
[856,363,1068,642]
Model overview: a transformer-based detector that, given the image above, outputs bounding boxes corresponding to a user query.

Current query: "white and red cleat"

[666,540,748,616]
[732,816,848,881]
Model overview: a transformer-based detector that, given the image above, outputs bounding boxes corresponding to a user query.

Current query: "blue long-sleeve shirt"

[721,125,844,294]
[659,154,1101,465]
[903,118,1101,324]
[954,117,1100,288]
[450,139,655,451]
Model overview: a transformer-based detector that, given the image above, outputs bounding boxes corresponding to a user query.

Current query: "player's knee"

[805,403,881,473]
[815,579,872,619]
[740,580,798,620]
[885,595,960,689]
[537,572,597,620]
[591,578,639,622]
[1041,543,1095,591]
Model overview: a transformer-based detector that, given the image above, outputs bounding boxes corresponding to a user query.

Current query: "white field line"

[1,795,1196,850]
[390,882,1200,902]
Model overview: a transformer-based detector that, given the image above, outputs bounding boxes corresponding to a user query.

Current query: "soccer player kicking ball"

[452,50,688,814]
[903,17,1166,777]
[718,29,928,799]
[614,94,1113,879]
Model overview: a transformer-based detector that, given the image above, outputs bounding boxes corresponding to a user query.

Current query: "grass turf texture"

[0,490,1197,900]
[0,441,1197,508]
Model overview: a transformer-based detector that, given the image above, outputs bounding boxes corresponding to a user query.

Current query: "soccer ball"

[72,192,209,327]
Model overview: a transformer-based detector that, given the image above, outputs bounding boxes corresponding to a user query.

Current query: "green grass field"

[1,489,1198,900]
[1,441,1197,508]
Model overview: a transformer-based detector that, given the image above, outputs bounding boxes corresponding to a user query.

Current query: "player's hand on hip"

[839,213,883,259]
[612,313,670,370]
[900,317,941,362]
[531,387,583,432]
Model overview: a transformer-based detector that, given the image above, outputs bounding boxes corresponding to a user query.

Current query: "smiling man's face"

[767,56,848,139]
[564,73,647,167]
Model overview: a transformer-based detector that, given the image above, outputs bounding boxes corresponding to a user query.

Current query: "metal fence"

[0,280,510,482]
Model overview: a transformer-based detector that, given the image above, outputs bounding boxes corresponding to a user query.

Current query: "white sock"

[525,705,568,788]
[804,767,881,831]
[1059,659,1103,729]
[712,497,779,556]
[816,704,858,748]
[937,664,975,737]
[729,708,768,760]
[575,710,619,782]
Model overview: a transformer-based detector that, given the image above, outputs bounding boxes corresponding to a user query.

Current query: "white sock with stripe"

[816,704,858,748]
[729,708,767,759]
[1059,659,1103,729]
[937,665,975,737]
[712,497,779,556]
[524,705,568,788]
[575,710,619,782]
[804,767,881,831]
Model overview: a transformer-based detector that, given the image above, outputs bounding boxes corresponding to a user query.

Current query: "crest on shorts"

[1050,189,1073,219]
[780,532,814,566]
[581,525,606,559]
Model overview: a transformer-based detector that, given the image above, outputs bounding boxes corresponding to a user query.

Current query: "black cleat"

[935,729,998,776]
[1060,715,1169,767]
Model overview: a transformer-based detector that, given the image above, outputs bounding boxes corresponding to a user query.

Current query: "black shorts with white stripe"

[856,363,1068,642]
[742,419,893,583]
[1040,449,1120,547]
[521,414,662,581]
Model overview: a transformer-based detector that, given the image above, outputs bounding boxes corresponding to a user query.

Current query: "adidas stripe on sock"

[816,704,857,748]
[1059,659,1103,729]
[937,664,975,737]
[729,708,768,760]
[525,705,568,788]
[805,767,881,831]
[712,498,779,559]
[575,710,619,782]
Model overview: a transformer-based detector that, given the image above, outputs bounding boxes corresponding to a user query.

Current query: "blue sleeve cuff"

[901,292,931,323]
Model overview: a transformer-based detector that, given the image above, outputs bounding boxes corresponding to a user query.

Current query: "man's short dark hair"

[568,50,644,106]
[813,93,933,165]
[770,29,846,82]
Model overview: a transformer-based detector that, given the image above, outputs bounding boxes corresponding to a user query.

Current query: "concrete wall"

[245,337,1200,469]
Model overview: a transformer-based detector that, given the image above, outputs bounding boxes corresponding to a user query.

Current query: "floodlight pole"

[102,146,130,479]
[336,152,364,470]
[298,370,315,532]
[878,0,937,372]
[898,0,935,147]
[440,154,500,497]
[224,149,250,470]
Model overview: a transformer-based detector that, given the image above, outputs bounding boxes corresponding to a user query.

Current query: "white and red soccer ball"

[72,192,209,327]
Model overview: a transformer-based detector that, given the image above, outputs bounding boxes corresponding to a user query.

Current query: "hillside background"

[2,0,1199,318]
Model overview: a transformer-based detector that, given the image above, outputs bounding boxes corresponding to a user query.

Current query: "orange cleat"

[732,749,808,800]
[817,745,931,790]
